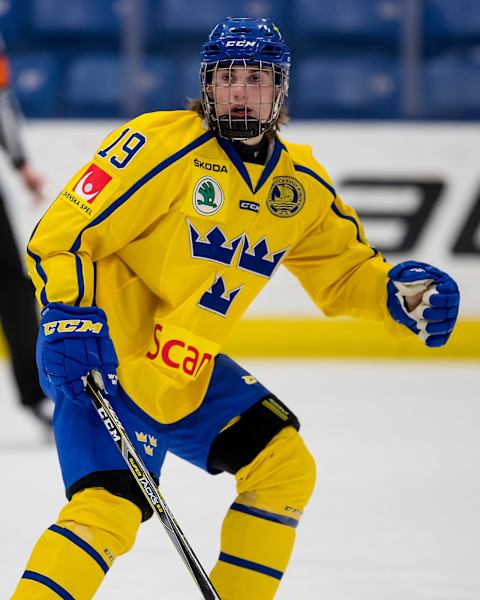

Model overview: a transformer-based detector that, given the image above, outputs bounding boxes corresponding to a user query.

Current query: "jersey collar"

[216,136,287,195]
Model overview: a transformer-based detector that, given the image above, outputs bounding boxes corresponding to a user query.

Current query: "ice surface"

[1,359,479,599]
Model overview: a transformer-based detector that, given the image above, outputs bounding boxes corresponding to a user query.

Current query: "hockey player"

[0,33,53,426]
[11,17,459,600]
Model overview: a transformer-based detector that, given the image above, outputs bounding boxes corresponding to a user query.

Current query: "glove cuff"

[42,302,108,320]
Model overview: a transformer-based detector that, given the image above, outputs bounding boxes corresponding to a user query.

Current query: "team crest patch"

[267,176,305,218]
[193,177,224,216]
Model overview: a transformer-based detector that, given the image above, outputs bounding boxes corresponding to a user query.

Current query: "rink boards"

[0,120,478,358]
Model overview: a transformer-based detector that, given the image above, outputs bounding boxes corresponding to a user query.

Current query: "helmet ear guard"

[200,17,291,140]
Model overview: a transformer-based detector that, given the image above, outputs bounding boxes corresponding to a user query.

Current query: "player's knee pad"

[67,469,155,522]
[57,487,142,558]
[207,394,300,475]
[236,426,316,520]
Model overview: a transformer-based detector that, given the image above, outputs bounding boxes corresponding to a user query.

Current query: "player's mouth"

[230,105,252,118]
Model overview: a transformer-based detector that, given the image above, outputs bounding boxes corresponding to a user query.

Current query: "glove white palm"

[387,262,459,347]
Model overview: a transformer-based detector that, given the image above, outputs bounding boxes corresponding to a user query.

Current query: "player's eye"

[218,72,231,83]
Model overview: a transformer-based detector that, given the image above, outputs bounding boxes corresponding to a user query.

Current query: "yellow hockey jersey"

[27,110,405,423]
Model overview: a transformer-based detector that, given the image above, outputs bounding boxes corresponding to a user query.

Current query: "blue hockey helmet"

[200,17,291,140]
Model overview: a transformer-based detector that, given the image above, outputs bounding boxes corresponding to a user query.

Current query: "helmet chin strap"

[216,116,270,141]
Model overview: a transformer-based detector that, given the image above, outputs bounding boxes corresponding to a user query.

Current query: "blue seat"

[0,1,33,51]
[424,0,480,46]
[294,0,403,44]
[65,54,179,118]
[180,57,202,102]
[292,55,400,119]
[422,51,480,118]
[10,54,61,117]
[157,0,289,35]
[31,0,121,37]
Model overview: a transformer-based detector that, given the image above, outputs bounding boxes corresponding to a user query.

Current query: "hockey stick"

[85,373,221,600]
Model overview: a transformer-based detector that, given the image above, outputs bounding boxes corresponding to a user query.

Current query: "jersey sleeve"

[26,118,169,308]
[284,191,407,336]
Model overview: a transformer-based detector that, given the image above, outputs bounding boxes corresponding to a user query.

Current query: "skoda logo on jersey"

[193,177,224,216]
[267,177,305,218]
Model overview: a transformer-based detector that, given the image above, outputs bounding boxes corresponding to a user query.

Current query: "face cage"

[200,59,289,141]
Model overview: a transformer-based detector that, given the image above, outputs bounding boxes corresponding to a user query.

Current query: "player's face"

[210,65,275,123]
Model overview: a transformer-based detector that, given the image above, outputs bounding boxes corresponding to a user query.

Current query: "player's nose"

[231,83,247,101]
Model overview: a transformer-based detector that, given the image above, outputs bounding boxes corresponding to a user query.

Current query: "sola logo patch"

[193,177,224,216]
[267,176,305,218]
[73,163,112,203]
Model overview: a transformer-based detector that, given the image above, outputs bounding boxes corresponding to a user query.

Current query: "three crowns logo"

[135,431,157,457]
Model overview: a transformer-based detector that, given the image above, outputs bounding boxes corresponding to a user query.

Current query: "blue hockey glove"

[387,261,459,347]
[38,302,118,404]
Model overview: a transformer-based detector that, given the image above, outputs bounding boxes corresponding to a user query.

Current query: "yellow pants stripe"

[12,525,108,599]
[218,552,283,580]
[21,571,74,599]
[48,524,110,574]
[230,502,299,528]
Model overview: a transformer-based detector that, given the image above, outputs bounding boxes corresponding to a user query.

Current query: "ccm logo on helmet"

[146,323,213,378]
[225,40,256,47]
[193,159,228,173]
[43,320,104,336]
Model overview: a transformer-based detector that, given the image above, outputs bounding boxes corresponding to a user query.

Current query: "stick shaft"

[85,375,221,600]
